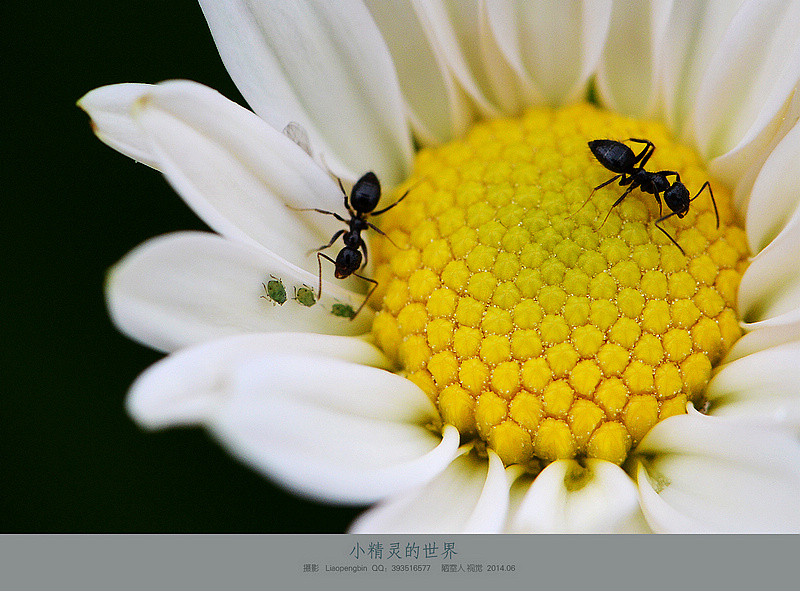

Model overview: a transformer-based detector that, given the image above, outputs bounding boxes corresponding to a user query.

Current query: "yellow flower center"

[370,103,748,469]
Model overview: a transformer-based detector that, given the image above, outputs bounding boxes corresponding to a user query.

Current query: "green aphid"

[262,275,287,305]
[293,285,317,307]
[331,303,356,319]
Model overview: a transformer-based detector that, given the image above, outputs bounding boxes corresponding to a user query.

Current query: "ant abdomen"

[589,139,645,174]
[349,171,382,214]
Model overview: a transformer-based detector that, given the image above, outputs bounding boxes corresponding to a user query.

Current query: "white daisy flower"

[79,0,800,533]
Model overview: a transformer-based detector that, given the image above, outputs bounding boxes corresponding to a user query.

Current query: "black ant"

[583,138,676,218]
[580,138,719,254]
[291,172,411,319]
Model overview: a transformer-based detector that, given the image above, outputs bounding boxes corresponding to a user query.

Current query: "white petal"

[728,313,800,360]
[486,0,612,107]
[745,120,800,253]
[477,0,529,115]
[636,410,800,533]
[724,87,800,215]
[130,346,456,504]
[349,448,509,532]
[198,0,412,185]
[508,459,646,533]
[364,0,472,145]
[127,333,391,428]
[697,1,800,175]
[482,3,540,108]
[595,1,672,117]
[658,0,745,137]
[738,210,800,324]
[107,232,373,352]
[131,80,358,267]
[78,83,159,169]
[708,341,800,434]
[418,0,505,117]
[213,359,459,504]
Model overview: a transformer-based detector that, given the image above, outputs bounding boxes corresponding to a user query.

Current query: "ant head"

[334,247,362,278]
[350,172,382,214]
[664,182,690,216]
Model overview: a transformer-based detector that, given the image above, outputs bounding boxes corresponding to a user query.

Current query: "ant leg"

[658,171,680,186]
[309,229,345,255]
[592,174,625,193]
[350,273,379,319]
[335,176,358,216]
[316,252,337,299]
[359,237,369,268]
[653,189,663,217]
[287,204,349,224]
[370,186,411,216]
[654,212,685,255]
[599,183,637,227]
[365,221,407,250]
[692,181,718,228]
[371,177,426,216]
[571,174,623,216]
[660,171,680,182]
[628,138,656,168]
[370,188,410,216]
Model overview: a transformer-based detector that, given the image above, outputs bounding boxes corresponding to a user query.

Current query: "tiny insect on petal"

[331,303,357,319]
[262,275,287,305]
[293,285,317,307]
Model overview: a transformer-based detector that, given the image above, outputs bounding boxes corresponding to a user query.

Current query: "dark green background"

[4,1,362,532]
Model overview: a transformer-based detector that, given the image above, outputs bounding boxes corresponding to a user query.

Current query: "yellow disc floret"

[371,103,748,468]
